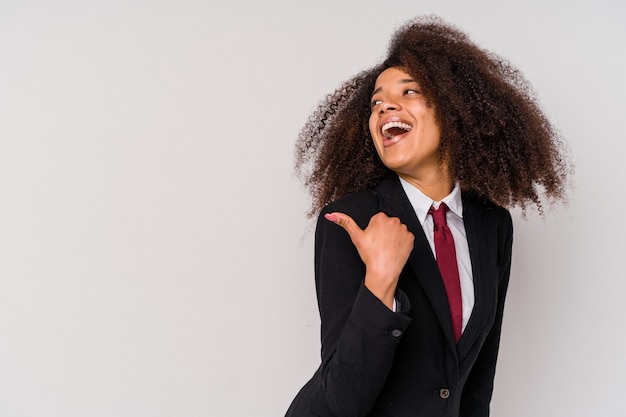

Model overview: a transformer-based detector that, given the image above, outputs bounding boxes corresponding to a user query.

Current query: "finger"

[324,212,364,240]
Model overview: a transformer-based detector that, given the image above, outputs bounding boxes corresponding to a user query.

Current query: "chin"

[380,158,408,172]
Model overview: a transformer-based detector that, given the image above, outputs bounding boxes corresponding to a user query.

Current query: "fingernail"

[324,213,339,223]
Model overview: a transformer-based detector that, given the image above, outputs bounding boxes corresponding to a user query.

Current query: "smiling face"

[369,67,446,184]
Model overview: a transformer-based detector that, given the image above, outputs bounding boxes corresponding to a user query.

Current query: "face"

[369,67,444,181]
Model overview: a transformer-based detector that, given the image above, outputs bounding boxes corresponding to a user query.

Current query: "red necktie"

[429,203,463,343]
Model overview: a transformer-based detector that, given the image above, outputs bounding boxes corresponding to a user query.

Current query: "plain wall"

[1,0,625,416]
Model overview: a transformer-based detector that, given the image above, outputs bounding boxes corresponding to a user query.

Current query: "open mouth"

[382,121,412,139]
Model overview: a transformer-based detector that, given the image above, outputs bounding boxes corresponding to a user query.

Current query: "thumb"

[324,212,363,241]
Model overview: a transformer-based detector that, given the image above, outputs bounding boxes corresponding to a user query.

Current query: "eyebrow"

[371,78,417,96]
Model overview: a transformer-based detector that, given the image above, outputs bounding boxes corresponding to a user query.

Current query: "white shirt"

[399,177,474,333]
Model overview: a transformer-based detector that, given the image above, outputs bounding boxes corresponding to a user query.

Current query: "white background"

[1,1,625,416]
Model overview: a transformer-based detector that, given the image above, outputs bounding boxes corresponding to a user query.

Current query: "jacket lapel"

[456,194,499,364]
[376,176,458,354]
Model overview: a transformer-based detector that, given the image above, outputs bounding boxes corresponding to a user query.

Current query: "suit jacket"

[286,175,513,417]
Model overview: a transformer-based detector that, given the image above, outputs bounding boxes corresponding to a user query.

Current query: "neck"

[397,172,455,201]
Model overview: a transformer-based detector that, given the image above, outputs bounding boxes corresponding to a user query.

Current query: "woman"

[286,16,569,417]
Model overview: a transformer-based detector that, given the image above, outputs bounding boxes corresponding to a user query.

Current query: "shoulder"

[462,192,513,271]
[318,175,404,229]
[320,188,382,230]
[463,191,512,229]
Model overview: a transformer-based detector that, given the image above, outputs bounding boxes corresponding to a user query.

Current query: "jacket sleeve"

[459,210,514,417]
[313,205,413,417]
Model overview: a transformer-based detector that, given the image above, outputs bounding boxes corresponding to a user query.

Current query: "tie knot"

[428,202,449,229]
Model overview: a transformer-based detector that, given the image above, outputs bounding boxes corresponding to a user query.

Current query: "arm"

[313,208,413,417]
[459,211,514,417]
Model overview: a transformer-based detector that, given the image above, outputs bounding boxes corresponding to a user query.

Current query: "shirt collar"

[399,176,463,224]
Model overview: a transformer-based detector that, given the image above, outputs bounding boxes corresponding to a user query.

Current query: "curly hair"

[295,15,570,216]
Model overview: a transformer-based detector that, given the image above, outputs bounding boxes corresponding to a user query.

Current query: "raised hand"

[325,212,414,310]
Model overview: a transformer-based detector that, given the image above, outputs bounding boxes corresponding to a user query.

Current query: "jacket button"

[439,388,450,399]
[391,329,402,337]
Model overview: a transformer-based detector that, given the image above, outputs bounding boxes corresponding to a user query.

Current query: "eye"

[370,99,382,110]
[404,88,419,95]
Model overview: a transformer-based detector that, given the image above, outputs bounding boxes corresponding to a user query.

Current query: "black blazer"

[286,175,513,417]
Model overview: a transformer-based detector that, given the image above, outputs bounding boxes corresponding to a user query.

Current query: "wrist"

[364,272,398,310]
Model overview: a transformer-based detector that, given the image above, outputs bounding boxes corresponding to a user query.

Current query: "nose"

[379,99,400,113]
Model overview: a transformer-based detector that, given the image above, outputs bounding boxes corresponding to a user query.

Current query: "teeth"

[382,121,412,138]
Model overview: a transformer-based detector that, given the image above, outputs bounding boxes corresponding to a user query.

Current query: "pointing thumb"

[324,212,363,241]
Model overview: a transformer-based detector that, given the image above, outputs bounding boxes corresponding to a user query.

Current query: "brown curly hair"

[295,15,570,216]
